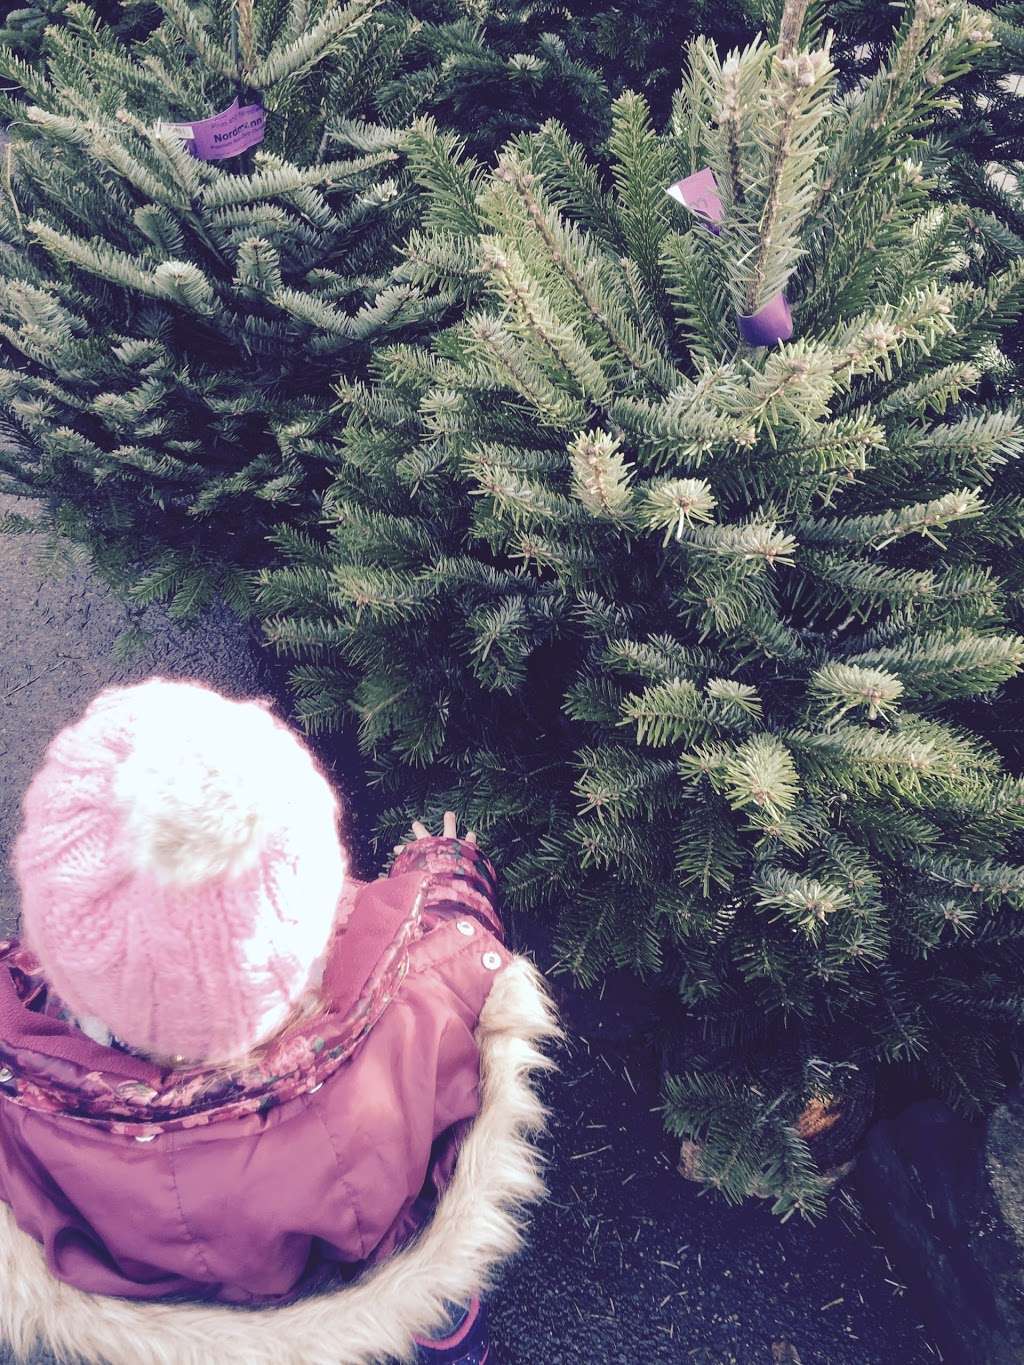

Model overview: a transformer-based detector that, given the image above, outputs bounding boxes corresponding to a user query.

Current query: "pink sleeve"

[389,837,503,941]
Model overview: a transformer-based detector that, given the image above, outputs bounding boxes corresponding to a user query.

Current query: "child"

[0,676,560,1365]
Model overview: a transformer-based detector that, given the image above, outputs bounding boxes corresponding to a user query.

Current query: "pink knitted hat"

[10,676,348,1066]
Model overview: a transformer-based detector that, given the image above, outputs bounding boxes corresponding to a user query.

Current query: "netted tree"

[256,0,1024,1216]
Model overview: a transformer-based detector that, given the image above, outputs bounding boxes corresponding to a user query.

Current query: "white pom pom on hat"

[108,681,294,887]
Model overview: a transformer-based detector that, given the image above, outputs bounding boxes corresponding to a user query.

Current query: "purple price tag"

[665,165,794,348]
[665,167,724,235]
[192,99,265,160]
[165,98,266,161]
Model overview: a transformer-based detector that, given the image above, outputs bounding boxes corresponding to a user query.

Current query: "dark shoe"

[412,1296,489,1363]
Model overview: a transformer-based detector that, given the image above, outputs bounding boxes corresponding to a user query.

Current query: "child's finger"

[465,831,478,845]
[393,845,405,855]
[411,820,430,840]
[443,811,457,839]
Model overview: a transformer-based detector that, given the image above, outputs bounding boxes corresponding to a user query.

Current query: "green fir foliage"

[256,0,1024,1216]
[0,0,438,617]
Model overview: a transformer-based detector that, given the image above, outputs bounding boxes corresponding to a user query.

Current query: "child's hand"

[393,811,477,856]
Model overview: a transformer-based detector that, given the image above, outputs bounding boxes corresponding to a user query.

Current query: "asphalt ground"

[0,489,943,1363]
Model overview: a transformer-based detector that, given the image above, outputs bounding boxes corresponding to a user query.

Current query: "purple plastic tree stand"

[736,293,794,347]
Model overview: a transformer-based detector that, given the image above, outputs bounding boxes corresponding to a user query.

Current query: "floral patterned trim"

[392,839,502,940]
[0,889,424,1137]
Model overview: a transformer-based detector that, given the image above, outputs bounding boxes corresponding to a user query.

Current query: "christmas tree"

[257,0,1024,1216]
[0,0,454,626]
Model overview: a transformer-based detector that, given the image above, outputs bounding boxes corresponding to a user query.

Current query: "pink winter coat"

[0,838,561,1365]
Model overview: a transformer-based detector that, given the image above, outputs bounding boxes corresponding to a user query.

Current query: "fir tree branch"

[249,0,380,90]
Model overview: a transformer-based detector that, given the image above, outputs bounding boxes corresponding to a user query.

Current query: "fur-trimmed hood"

[0,956,561,1364]
[0,838,563,1363]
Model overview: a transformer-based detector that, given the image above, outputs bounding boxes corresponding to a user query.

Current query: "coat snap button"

[456,920,475,936]
[0,1068,12,1083]
[481,951,502,971]
[134,1133,158,1143]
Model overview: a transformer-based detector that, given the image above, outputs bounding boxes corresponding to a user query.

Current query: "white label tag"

[156,120,196,140]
